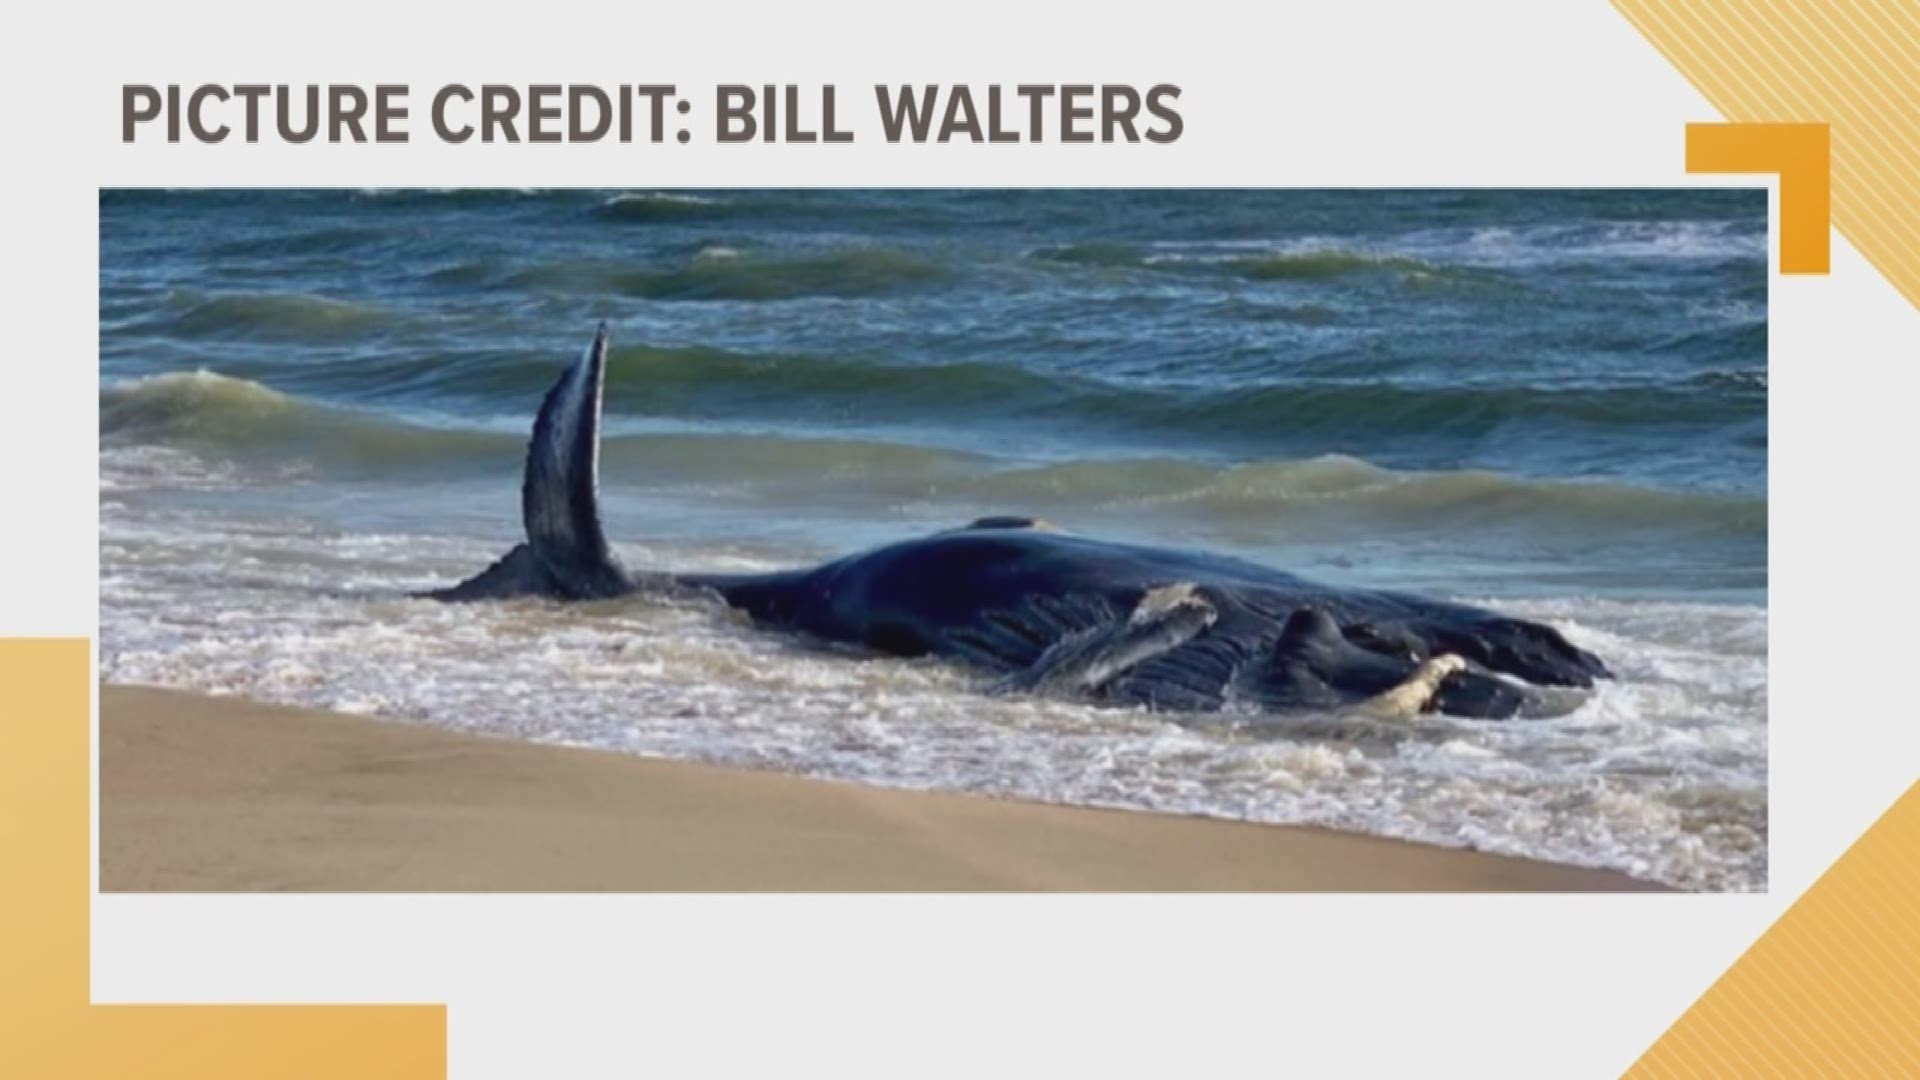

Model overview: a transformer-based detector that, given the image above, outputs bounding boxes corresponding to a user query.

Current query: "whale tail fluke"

[421,323,634,601]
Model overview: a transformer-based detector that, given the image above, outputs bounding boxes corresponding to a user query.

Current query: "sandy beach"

[99,686,1660,892]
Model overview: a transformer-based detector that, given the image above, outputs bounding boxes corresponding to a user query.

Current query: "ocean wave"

[1647,321,1767,365]
[100,370,987,481]
[102,370,293,434]
[205,225,390,259]
[349,188,547,208]
[1445,220,1767,266]
[107,339,1768,457]
[100,373,1763,540]
[1028,242,1151,268]
[938,455,1764,537]
[528,344,1061,409]
[134,290,403,341]
[1221,251,1456,281]
[101,372,508,470]
[243,335,1770,433]
[585,190,1025,229]
[507,247,952,300]
[591,191,732,222]
[1685,369,1766,392]
[1032,242,1483,285]
[1031,219,1764,283]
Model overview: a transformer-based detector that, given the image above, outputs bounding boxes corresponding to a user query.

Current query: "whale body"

[424,325,1611,720]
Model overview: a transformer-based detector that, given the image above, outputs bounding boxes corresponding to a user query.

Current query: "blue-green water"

[99,190,1767,889]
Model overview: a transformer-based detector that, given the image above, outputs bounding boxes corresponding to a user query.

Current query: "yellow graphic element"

[1626,781,1920,1077]
[1613,0,1920,308]
[0,640,446,1078]
[1688,121,1830,272]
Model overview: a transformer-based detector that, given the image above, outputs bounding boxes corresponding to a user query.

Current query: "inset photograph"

[99,189,1766,892]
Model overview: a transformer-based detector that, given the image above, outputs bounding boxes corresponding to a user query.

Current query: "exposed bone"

[1357,654,1468,720]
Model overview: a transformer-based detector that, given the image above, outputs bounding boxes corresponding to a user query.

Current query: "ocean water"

[99,189,1768,891]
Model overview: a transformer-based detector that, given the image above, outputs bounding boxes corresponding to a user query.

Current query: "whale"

[422,324,1611,720]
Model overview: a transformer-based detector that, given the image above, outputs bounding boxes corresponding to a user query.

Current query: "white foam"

[99,462,1767,891]
[1136,220,1767,274]
[602,191,722,208]
[1440,221,1766,266]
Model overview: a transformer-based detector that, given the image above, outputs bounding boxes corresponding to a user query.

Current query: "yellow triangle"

[1628,781,1920,1076]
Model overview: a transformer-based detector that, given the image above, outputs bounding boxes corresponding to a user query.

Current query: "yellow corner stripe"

[1614,0,1920,309]
[0,641,445,1078]
[1628,781,1920,1077]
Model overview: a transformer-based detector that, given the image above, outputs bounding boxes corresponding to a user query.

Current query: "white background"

[2,0,1915,1074]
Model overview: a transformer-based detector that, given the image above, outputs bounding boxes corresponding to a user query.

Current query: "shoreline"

[100,684,1665,892]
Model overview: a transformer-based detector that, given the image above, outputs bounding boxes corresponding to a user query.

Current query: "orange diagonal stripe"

[0,640,446,1078]
[1615,0,1920,309]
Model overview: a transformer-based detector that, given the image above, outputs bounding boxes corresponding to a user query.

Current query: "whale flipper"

[1257,609,1556,719]
[521,323,631,599]
[420,325,635,602]
[996,583,1218,696]
[1259,608,1421,709]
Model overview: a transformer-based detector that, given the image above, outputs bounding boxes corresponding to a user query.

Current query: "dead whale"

[423,325,1610,720]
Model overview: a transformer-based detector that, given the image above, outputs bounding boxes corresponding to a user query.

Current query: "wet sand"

[100,686,1662,892]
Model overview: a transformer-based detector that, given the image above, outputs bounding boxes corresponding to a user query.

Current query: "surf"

[100,369,1765,546]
